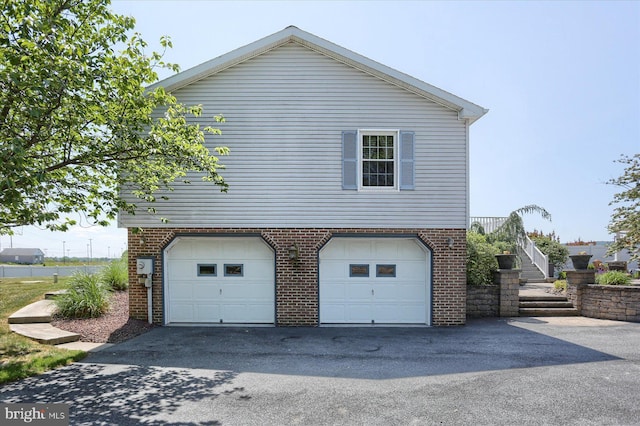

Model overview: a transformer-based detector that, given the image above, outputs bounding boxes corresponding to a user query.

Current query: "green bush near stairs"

[595,271,632,286]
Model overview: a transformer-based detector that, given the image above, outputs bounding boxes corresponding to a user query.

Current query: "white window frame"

[357,129,399,191]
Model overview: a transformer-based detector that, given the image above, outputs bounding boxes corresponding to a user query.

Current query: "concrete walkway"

[519,280,555,297]
[8,298,112,352]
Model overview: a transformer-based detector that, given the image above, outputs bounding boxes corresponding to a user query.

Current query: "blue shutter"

[342,131,358,190]
[399,131,415,190]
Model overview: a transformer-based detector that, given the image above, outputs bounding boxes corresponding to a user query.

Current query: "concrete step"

[519,295,569,302]
[9,323,80,345]
[45,290,67,300]
[8,300,57,324]
[520,301,575,309]
[519,307,580,317]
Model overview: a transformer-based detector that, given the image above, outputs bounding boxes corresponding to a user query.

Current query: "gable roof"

[0,248,44,256]
[150,26,488,124]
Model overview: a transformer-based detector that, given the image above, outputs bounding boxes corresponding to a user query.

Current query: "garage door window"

[349,264,370,277]
[197,264,217,276]
[224,264,244,277]
[376,264,396,277]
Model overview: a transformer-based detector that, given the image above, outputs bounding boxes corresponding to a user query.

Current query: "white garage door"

[164,237,275,324]
[320,237,430,325]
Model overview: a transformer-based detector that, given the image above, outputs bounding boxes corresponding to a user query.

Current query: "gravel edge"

[51,290,155,344]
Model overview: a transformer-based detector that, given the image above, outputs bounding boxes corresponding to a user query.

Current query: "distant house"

[120,26,487,327]
[0,248,45,264]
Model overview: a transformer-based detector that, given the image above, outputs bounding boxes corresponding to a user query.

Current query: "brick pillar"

[494,270,520,317]
[566,270,595,313]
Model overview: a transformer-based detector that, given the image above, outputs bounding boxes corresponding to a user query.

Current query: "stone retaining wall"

[566,270,639,323]
[581,285,640,322]
[466,285,499,317]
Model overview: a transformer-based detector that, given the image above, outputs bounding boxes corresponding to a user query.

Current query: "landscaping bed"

[52,290,154,343]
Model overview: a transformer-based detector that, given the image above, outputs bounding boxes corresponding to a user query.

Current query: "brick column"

[565,270,595,313]
[494,270,520,317]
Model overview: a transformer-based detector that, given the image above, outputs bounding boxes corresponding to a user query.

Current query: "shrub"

[467,232,499,285]
[55,272,111,318]
[101,259,128,291]
[553,279,567,292]
[595,271,632,286]
[530,234,569,271]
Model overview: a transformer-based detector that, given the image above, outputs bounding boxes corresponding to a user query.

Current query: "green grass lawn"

[0,277,87,384]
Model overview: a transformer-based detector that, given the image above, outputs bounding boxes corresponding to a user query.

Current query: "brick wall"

[127,227,466,326]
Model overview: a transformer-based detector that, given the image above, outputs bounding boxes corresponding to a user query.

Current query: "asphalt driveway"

[2,317,640,425]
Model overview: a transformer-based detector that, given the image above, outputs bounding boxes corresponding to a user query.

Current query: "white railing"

[469,217,508,234]
[521,235,549,279]
[470,217,548,278]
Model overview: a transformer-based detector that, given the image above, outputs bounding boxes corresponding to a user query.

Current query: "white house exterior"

[122,27,487,326]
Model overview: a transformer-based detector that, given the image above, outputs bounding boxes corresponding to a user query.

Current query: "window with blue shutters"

[342,130,415,191]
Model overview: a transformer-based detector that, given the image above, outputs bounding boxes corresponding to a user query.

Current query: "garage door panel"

[320,238,431,325]
[192,283,218,299]
[222,303,273,323]
[194,304,221,322]
[346,283,372,301]
[169,282,194,300]
[166,237,275,325]
[322,304,348,322]
[374,242,399,258]
[170,303,197,322]
[347,304,373,322]
[223,282,272,299]
[167,261,194,279]
[375,304,425,323]
[318,261,346,279]
[351,241,373,255]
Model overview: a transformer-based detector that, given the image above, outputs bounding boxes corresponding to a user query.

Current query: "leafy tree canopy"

[607,153,640,261]
[486,205,552,253]
[0,0,228,234]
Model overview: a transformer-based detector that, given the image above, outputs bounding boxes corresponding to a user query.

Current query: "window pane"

[224,264,243,276]
[197,264,217,276]
[376,264,396,277]
[350,264,370,277]
[361,133,395,187]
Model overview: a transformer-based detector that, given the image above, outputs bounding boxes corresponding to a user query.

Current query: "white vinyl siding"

[120,42,468,229]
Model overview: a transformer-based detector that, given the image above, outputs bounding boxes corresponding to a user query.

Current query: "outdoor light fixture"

[446,237,454,249]
[288,243,299,261]
[139,236,146,246]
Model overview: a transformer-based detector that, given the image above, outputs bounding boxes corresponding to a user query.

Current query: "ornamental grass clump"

[595,271,632,286]
[55,272,111,318]
[101,259,128,291]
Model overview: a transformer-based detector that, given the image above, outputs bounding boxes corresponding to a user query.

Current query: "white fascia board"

[149,26,488,124]
[147,26,300,93]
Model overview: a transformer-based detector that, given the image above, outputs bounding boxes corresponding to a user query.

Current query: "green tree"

[607,153,640,261]
[0,0,228,234]
[487,205,552,253]
[529,234,569,271]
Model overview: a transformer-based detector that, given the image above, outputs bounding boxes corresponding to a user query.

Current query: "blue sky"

[3,1,639,258]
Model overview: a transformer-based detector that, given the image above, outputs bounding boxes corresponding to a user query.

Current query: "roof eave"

[149,26,488,124]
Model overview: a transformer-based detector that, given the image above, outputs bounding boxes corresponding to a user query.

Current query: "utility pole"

[62,241,66,264]
[89,238,93,262]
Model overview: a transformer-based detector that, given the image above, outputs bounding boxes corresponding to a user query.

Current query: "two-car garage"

[163,236,431,326]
